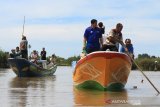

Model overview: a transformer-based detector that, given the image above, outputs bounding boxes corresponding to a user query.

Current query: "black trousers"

[41,57,46,60]
[21,50,28,59]
[101,45,118,51]
[86,48,100,54]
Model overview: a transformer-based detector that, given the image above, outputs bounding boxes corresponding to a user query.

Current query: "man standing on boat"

[41,47,47,60]
[20,36,28,59]
[102,23,126,51]
[83,19,103,54]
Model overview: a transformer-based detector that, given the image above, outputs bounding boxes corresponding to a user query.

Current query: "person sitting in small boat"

[40,47,46,60]
[83,19,103,54]
[120,38,134,59]
[30,50,39,64]
[10,49,16,58]
[101,23,127,52]
[47,54,56,68]
[50,54,56,65]
[15,46,21,58]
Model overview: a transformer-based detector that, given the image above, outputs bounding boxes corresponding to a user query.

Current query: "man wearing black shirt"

[40,48,46,60]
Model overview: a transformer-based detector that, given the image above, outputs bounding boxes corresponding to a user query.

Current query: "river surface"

[0,67,160,107]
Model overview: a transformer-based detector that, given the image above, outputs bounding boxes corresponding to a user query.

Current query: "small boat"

[8,58,57,77]
[73,51,132,91]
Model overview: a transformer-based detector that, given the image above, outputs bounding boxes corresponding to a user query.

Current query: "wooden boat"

[73,51,132,91]
[8,58,57,77]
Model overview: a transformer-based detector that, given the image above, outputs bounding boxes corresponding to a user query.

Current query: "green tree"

[0,49,9,68]
[67,56,80,65]
[138,53,150,59]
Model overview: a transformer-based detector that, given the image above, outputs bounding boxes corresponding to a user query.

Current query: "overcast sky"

[0,0,159,58]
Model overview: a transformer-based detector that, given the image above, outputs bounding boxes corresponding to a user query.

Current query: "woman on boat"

[30,50,39,64]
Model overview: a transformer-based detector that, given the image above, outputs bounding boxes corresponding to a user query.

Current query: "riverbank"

[1,49,160,71]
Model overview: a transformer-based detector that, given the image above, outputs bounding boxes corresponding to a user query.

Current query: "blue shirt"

[84,27,102,50]
[120,44,134,54]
